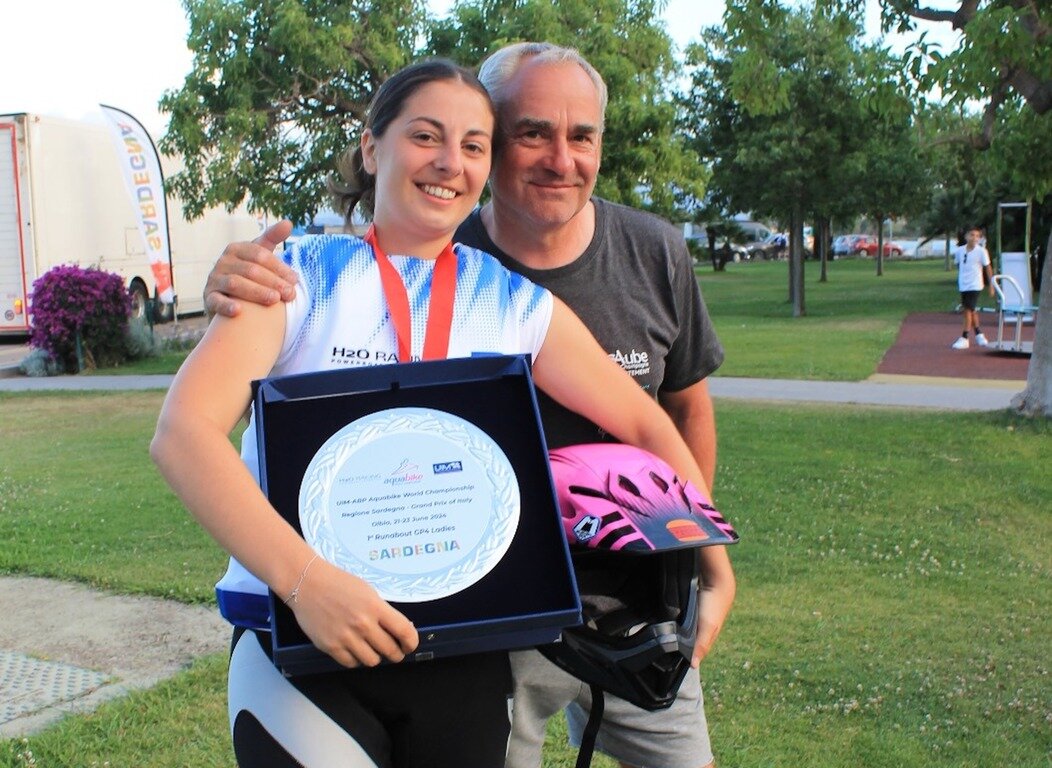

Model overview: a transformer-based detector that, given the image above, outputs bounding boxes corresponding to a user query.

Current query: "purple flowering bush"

[29,265,132,373]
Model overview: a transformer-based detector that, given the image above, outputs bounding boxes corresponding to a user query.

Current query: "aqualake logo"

[369,540,460,560]
[384,459,423,486]
[433,460,463,474]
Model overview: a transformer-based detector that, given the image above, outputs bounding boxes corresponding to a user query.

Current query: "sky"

[1,1,956,139]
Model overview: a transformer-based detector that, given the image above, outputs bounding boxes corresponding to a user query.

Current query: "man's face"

[489,59,603,232]
[966,229,982,247]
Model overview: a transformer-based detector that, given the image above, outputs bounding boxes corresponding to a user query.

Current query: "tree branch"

[1010,0,1050,42]
[898,0,979,29]
[1006,68,1052,115]
[901,0,1052,115]
[971,72,1012,150]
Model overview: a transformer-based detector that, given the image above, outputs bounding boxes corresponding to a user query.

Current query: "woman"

[152,59,719,768]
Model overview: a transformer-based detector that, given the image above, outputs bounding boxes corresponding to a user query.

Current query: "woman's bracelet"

[284,553,319,606]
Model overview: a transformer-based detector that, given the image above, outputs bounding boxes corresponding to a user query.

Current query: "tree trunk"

[876,217,885,277]
[819,216,829,283]
[790,204,805,317]
[707,231,724,272]
[944,235,952,271]
[1011,229,1052,417]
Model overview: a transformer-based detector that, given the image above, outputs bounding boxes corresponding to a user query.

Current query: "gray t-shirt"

[456,197,723,449]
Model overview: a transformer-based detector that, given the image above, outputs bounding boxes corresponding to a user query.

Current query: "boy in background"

[952,225,995,349]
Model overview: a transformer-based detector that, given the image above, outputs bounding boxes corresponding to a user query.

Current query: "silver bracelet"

[284,554,319,606]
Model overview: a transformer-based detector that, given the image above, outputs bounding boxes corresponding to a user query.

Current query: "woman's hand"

[691,546,736,669]
[289,558,420,668]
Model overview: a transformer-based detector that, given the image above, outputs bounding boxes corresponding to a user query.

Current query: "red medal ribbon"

[365,225,457,362]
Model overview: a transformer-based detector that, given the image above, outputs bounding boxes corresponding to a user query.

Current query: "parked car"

[685,233,748,263]
[832,234,903,258]
[725,221,773,261]
[833,234,863,256]
[748,232,788,260]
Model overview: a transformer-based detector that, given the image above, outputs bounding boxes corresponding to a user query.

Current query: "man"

[951,225,995,349]
[204,42,735,768]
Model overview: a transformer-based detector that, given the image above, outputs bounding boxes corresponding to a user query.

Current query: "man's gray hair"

[478,42,608,130]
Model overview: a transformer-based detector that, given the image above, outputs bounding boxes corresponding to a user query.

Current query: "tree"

[682,4,876,315]
[428,0,707,220]
[160,0,706,226]
[914,106,1002,267]
[160,0,428,224]
[840,0,1052,415]
[878,1,1051,142]
[831,43,930,276]
[857,117,930,276]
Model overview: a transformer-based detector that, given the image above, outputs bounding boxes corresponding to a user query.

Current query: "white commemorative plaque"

[299,407,520,602]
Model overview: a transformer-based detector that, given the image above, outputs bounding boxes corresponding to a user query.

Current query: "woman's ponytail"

[328,145,375,223]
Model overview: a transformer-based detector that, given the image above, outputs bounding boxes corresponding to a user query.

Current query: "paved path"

[0,370,1025,411]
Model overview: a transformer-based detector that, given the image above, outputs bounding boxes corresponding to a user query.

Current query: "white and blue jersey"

[217,234,554,628]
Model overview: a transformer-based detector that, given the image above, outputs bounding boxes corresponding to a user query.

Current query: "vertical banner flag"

[99,105,174,303]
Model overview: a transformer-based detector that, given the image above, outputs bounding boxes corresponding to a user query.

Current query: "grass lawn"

[697,257,960,380]
[0,391,230,602]
[1,393,1048,767]
[82,349,193,376]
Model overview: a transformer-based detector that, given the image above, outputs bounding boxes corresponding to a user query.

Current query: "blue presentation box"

[252,355,582,676]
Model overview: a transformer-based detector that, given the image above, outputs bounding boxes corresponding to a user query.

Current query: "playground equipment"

[989,201,1039,354]
[990,274,1037,354]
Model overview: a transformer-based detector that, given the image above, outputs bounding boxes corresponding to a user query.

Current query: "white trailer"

[0,112,263,336]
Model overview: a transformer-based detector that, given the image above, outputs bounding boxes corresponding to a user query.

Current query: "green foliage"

[686,6,854,220]
[852,1,1051,196]
[161,0,428,223]
[854,47,931,226]
[685,4,932,227]
[987,100,1052,201]
[161,0,706,223]
[428,0,707,219]
[913,105,1001,240]
[900,3,1051,114]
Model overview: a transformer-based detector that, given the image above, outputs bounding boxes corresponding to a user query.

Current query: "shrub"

[29,265,133,373]
[124,318,160,360]
[18,348,62,377]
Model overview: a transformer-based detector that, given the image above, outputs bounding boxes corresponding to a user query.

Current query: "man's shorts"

[506,649,713,768]
[960,290,981,311]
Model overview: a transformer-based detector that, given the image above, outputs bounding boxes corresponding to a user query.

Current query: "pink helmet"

[541,443,739,718]
[549,443,738,554]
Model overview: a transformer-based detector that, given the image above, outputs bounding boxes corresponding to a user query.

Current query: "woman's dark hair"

[328,59,494,222]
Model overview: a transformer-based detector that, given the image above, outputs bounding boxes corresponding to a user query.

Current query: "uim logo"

[433,461,463,474]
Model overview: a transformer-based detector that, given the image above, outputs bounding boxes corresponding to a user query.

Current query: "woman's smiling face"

[362,78,494,257]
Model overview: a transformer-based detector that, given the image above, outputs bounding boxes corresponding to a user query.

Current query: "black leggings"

[229,629,512,768]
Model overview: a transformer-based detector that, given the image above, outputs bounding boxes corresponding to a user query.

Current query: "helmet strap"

[576,684,606,768]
